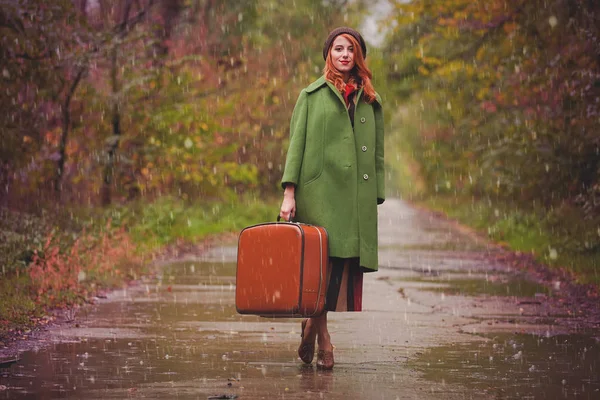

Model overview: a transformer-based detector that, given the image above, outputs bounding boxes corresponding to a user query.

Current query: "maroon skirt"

[325,257,363,312]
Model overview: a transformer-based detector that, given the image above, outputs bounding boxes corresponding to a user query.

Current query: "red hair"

[323,33,377,104]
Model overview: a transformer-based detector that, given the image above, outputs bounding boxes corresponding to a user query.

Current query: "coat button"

[360,117,366,123]
[361,145,367,152]
[363,174,369,180]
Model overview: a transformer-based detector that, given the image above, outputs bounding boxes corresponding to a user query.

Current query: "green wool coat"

[281,76,385,272]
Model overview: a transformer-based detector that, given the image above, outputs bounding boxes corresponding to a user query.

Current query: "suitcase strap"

[315,227,325,310]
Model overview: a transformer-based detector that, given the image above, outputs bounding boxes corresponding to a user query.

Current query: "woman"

[279,27,385,370]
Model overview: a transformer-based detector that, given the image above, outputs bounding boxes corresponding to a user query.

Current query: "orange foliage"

[29,223,140,305]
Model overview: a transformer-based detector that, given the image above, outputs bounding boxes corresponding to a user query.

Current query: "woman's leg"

[312,312,334,369]
[300,312,332,361]
[299,257,341,366]
[311,312,333,352]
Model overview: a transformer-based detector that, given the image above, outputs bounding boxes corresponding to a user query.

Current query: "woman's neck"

[342,72,350,83]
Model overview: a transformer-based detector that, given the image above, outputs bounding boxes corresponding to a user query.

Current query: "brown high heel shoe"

[297,319,315,364]
[316,349,334,370]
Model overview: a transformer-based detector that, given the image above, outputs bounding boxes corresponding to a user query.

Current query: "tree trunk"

[100,0,134,206]
[55,67,85,195]
[101,46,121,206]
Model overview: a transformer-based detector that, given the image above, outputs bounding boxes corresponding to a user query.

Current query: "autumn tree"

[385,0,600,251]
[1,0,364,208]
[0,1,91,204]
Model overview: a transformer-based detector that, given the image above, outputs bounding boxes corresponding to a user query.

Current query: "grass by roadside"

[112,194,280,253]
[386,103,599,289]
[411,194,600,288]
[0,194,279,341]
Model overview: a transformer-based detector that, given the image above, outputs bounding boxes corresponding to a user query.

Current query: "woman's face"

[330,35,355,74]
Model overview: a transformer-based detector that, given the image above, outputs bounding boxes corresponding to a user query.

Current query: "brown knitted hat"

[322,27,367,61]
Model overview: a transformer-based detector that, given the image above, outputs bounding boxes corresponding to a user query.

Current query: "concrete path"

[0,199,598,399]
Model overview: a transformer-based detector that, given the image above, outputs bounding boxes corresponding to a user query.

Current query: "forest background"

[1,0,599,337]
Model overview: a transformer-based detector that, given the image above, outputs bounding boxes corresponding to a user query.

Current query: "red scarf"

[343,83,356,108]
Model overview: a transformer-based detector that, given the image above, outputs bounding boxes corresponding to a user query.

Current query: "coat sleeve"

[280,89,308,189]
[374,98,385,204]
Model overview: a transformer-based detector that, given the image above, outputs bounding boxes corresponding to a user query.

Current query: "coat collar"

[305,75,382,106]
[305,75,328,93]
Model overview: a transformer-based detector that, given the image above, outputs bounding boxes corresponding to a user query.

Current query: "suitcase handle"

[277,215,293,222]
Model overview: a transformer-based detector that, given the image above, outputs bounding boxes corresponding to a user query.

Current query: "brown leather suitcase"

[236,222,328,317]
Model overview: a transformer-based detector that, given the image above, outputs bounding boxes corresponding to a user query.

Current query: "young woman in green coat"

[279,27,385,370]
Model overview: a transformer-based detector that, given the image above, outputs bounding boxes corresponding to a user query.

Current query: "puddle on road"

[159,261,237,286]
[403,275,551,298]
[1,334,301,399]
[0,260,280,399]
[409,333,600,399]
[0,259,597,399]
[385,241,490,252]
[3,261,423,400]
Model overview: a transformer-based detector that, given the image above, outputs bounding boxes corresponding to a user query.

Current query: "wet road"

[1,199,599,399]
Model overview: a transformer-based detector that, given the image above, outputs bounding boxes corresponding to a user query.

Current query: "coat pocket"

[301,123,325,186]
[302,146,323,186]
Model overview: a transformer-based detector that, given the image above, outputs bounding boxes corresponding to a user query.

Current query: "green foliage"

[383,0,600,284]
[0,275,40,335]
[0,208,51,275]
[103,195,279,251]
[383,109,427,200]
[385,0,600,202]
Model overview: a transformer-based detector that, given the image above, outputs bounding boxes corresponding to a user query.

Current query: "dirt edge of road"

[407,200,600,331]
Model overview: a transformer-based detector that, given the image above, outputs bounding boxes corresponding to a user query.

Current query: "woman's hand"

[279,185,296,221]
